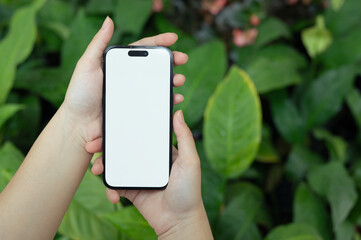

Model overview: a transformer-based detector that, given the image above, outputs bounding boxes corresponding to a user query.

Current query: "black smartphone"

[103,46,173,189]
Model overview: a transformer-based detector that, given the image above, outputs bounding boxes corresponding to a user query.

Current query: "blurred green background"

[1,0,361,239]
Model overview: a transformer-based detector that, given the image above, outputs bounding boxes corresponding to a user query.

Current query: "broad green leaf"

[313,129,347,163]
[174,40,227,127]
[0,104,23,130]
[196,142,225,227]
[320,29,361,70]
[285,145,323,182]
[0,142,23,190]
[254,17,291,48]
[0,0,46,103]
[346,88,361,129]
[335,221,354,240]
[86,0,114,14]
[215,183,263,240]
[256,125,279,163]
[265,224,322,240]
[114,0,152,36]
[301,65,355,128]
[246,45,307,94]
[301,16,332,58]
[331,0,345,11]
[294,183,332,240]
[308,162,358,227]
[204,66,262,178]
[59,170,118,239]
[103,206,157,240]
[325,0,361,36]
[269,90,307,144]
[59,200,118,240]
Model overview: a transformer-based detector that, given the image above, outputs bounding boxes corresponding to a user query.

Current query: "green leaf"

[335,221,354,240]
[254,17,291,48]
[0,104,23,130]
[0,142,24,190]
[308,162,358,227]
[215,183,263,240]
[204,66,262,178]
[174,40,227,127]
[320,29,361,70]
[196,142,225,227]
[346,88,361,130]
[246,45,307,94]
[269,90,307,144]
[0,0,46,103]
[114,0,152,36]
[256,125,279,163]
[313,129,347,163]
[301,16,332,58]
[325,0,361,36]
[265,224,322,240]
[300,65,355,128]
[86,0,114,14]
[103,206,157,240]
[285,145,323,182]
[331,0,345,11]
[294,183,332,240]
[58,170,118,239]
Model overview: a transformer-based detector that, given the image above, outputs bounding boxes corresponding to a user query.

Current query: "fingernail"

[178,110,184,123]
[102,16,110,30]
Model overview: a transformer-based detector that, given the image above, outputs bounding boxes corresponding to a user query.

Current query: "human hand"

[90,110,213,239]
[62,17,188,145]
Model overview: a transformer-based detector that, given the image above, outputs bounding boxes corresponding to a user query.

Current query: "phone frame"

[102,45,174,190]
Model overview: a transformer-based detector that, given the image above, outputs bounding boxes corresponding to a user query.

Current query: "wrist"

[158,206,213,240]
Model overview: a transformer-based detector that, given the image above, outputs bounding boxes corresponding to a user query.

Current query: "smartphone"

[103,46,173,189]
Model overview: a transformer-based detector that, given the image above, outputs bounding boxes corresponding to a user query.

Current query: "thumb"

[79,16,114,69]
[173,110,199,163]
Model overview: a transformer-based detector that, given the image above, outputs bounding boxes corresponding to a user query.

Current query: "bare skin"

[0,17,213,240]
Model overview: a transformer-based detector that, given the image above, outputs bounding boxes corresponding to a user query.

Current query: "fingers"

[173,110,199,166]
[78,17,114,69]
[130,32,178,47]
[174,94,184,105]
[173,51,188,66]
[173,74,186,87]
[85,137,102,153]
[106,188,120,204]
[91,156,104,175]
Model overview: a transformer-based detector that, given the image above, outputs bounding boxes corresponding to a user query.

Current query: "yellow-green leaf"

[204,66,262,178]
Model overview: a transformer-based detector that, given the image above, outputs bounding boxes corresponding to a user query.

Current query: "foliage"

[1,0,361,239]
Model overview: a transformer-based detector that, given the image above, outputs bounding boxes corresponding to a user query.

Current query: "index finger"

[130,32,178,47]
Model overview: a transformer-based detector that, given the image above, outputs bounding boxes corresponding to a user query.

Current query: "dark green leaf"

[215,183,263,240]
[313,129,347,163]
[294,183,332,240]
[256,125,279,163]
[269,90,307,144]
[285,145,323,182]
[246,45,307,94]
[0,104,23,130]
[204,66,262,178]
[300,65,355,128]
[103,206,157,240]
[86,0,114,15]
[254,18,291,48]
[196,141,225,228]
[308,162,358,227]
[346,88,361,129]
[114,0,152,36]
[175,40,227,127]
[335,221,354,240]
[265,224,322,240]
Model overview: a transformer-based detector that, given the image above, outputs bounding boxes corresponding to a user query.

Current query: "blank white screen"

[104,47,171,188]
